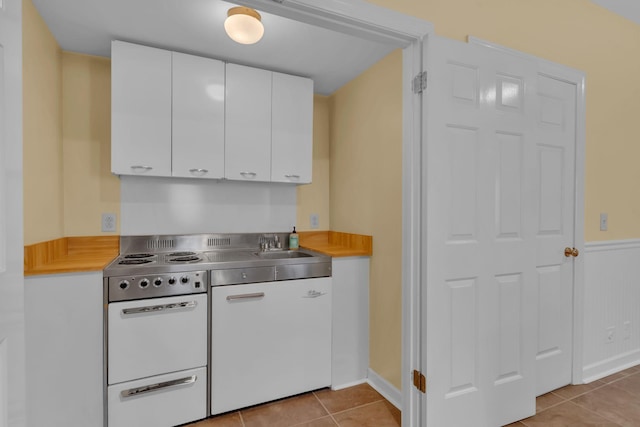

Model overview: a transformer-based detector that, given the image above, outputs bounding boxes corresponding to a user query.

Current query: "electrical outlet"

[600,213,608,231]
[606,326,615,344]
[102,213,117,232]
[623,321,631,340]
[310,214,319,229]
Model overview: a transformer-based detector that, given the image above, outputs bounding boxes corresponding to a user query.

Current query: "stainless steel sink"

[254,250,313,259]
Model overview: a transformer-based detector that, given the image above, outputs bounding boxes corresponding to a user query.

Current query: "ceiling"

[30,0,640,96]
[31,0,399,96]
[591,0,640,25]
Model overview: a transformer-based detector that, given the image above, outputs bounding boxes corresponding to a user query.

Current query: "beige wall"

[23,1,119,243]
[22,0,63,245]
[62,52,119,236]
[366,0,640,241]
[329,50,403,388]
[297,96,331,231]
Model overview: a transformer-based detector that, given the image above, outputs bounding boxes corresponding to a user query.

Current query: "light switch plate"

[600,213,608,231]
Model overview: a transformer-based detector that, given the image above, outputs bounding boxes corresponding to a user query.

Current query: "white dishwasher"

[211,277,332,415]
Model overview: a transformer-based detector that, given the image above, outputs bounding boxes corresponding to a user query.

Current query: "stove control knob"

[118,280,130,290]
[180,276,190,285]
[168,277,176,285]
[153,278,163,287]
[139,278,150,289]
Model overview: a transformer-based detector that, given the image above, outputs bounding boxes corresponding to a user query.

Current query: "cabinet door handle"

[189,168,209,176]
[120,375,197,398]
[131,165,153,173]
[284,174,300,180]
[240,171,257,179]
[122,300,197,315]
[226,292,265,301]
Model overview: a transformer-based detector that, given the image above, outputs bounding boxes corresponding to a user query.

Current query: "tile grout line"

[238,410,246,427]
[522,393,626,427]
[312,391,341,426]
[562,399,625,427]
[328,398,387,417]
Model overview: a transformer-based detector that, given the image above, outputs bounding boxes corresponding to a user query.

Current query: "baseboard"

[331,378,367,391]
[366,368,402,410]
[582,349,640,383]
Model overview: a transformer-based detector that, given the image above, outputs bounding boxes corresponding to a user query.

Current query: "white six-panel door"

[534,73,577,396]
[423,36,538,427]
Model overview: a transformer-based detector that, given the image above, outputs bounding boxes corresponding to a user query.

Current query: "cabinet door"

[211,278,331,414]
[225,63,272,182]
[111,41,172,176]
[172,52,225,179]
[271,72,313,183]
[25,273,104,427]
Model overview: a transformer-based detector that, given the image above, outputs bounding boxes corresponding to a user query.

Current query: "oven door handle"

[121,300,197,316]
[120,375,197,399]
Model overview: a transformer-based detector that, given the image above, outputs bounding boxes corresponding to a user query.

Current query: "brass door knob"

[564,247,579,257]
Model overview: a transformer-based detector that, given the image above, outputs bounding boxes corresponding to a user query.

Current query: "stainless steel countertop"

[103,248,331,277]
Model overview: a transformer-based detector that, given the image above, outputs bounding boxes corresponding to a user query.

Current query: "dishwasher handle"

[226,292,265,301]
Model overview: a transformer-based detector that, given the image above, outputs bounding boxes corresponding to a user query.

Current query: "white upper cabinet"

[225,63,272,182]
[271,72,313,184]
[111,41,314,183]
[172,52,225,179]
[111,41,172,177]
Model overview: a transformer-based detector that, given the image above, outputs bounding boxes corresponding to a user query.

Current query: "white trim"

[401,34,426,427]
[367,368,402,410]
[584,239,640,252]
[330,378,367,391]
[468,36,587,386]
[234,0,432,45]
[582,349,640,383]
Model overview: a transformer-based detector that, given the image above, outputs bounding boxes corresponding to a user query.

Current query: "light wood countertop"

[24,236,119,276]
[299,231,372,257]
[23,231,372,276]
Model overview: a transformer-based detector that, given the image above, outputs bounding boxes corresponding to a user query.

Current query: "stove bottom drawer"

[108,367,207,427]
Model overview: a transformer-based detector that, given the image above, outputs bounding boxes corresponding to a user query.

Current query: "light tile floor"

[186,383,400,427]
[185,365,640,427]
[506,365,640,427]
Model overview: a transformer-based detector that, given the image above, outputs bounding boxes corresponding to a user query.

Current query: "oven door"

[108,293,207,384]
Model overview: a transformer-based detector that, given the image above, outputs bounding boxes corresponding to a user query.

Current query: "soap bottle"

[289,226,299,250]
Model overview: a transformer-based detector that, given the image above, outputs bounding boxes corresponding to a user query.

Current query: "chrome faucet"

[259,235,283,251]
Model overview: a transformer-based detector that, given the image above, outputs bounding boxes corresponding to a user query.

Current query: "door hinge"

[412,71,427,94]
[412,369,426,393]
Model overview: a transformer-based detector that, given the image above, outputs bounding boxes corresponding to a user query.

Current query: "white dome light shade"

[224,7,264,45]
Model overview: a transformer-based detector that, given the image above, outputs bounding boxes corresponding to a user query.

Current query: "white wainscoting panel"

[120,176,297,235]
[583,240,640,382]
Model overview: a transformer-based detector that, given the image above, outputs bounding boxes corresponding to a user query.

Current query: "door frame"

[232,1,432,425]
[1,0,26,425]
[469,36,587,385]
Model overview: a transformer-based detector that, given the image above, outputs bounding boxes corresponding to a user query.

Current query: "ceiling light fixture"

[224,7,264,45]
